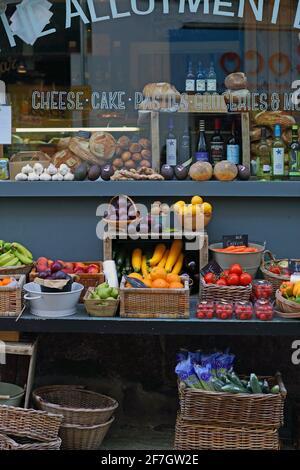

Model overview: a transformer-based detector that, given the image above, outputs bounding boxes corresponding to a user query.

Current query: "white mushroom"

[28,172,40,181]
[39,172,52,181]
[21,164,34,175]
[52,173,64,181]
[59,164,69,176]
[33,162,44,176]
[15,173,28,181]
[63,172,75,181]
[46,163,58,176]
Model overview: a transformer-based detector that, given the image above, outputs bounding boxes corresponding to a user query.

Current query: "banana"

[12,242,33,260]
[12,249,32,265]
[4,242,11,252]
[0,253,16,267]
[2,257,19,267]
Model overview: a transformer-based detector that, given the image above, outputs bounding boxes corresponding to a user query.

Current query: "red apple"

[74,268,85,274]
[87,264,100,274]
[64,262,74,272]
[48,259,53,268]
[74,262,86,270]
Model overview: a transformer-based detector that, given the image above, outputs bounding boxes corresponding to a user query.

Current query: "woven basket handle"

[109,194,137,212]
[261,250,276,268]
[275,371,287,398]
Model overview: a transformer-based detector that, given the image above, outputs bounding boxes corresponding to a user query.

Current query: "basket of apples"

[200,263,253,303]
[30,258,104,302]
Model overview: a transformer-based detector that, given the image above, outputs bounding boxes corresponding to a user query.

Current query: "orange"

[152,278,169,289]
[125,282,133,288]
[128,273,144,281]
[1,278,12,286]
[166,273,181,284]
[142,278,152,288]
[168,281,184,289]
[150,267,167,281]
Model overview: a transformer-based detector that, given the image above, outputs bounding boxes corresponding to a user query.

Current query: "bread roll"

[141,149,151,160]
[225,72,247,90]
[52,149,81,170]
[57,137,71,150]
[118,136,131,150]
[139,138,151,150]
[129,143,142,154]
[254,111,296,128]
[89,132,116,161]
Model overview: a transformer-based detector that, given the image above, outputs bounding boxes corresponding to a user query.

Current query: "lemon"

[191,195,203,205]
[202,202,213,215]
[173,200,186,213]
[191,204,201,216]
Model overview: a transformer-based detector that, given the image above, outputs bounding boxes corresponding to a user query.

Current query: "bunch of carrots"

[216,246,259,253]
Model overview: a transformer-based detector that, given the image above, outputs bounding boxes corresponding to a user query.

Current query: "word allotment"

[2,0,300,50]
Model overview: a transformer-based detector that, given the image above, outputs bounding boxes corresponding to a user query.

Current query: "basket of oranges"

[173,196,212,231]
[0,275,26,317]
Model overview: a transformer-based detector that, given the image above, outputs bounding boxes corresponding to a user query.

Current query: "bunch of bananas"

[0,241,33,267]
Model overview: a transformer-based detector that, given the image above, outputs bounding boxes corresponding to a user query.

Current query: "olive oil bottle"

[271,124,285,180]
[289,125,300,178]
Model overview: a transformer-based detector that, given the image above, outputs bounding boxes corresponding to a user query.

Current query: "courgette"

[211,378,225,392]
[262,379,270,394]
[228,372,246,390]
[125,276,148,288]
[250,373,262,394]
[221,384,247,394]
[125,255,131,272]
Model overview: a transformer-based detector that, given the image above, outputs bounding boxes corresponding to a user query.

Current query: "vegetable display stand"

[84,288,119,317]
[200,277,252,303]
[120,275,190,319]
[178,372,286,430]
[0,274,25,317]
[174,414,280,450]
[261,251,299,295]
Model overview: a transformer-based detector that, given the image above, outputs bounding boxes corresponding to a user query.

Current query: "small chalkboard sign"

[223,234,248,248]
[289,260,300,273]
[200,260,223,277]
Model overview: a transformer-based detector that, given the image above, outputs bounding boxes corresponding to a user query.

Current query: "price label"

[289,260,300,273]
[222,234,248,248]
[200,260,223,277]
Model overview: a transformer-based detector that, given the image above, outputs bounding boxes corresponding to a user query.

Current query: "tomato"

[221,269,230,279]
[216,278,227,286]
[239,273,253,286]
[227,273,240,286]
[269,265,281,275]
[204,272,217,284]
[229,264,243,276]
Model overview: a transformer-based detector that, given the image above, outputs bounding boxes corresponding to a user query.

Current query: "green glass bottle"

[271,124,285,180]
[289,125,300,178]
[256,127,272,181]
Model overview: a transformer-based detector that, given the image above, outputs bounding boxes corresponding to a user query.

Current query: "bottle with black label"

[178,125,192,168]
[226,120,240,164]
[195,120,209,162]
[210,118,224,164]
[196,61,206,94]
[185,60,195,94]
[165,117,177,166]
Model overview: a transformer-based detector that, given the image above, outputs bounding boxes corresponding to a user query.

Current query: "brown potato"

[141,149,151,160]
[139,138,151,150]
[124,159,136,169]
[140,159,151,168]
[118,136,131,150]
[129,143,142,154]
[112,158,123,168]
[132,152,142,162]
[121,151,132,162]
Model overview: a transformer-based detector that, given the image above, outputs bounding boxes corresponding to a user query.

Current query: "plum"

[51,261,63,273]
[38,269,51,279]
[52,270,69,280]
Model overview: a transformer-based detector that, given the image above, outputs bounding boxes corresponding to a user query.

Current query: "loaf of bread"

[89,132,116,161]
[250,126,273,142]
[254,111,296,128]
[57,137,71,150]
[225,72,248,90]
[69,137,103,165]
[143,82,181,102]
[52,149,82,170]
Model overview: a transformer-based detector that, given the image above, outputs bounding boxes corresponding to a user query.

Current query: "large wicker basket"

[200,277,252,303]
[260,251,298,294]
[33,385,118,426]
[59,416,114,450]
[0,433,61,450]
[0,274,26,317]
[84,287,119,317]
[120,275,190,319]
[0,263,34,277]
[174,414,280,450]
[276,290,300,315]
[178,372,286,430]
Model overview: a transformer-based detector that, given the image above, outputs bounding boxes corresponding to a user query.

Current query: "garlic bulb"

[33,162,44,176]
[39,172,52,181]
[21,164,33,175]
[64,172,74,181]
[46,163,58,176]
[59,164,69,176]
[15,173,28,181]
[52,173,64,181]
[28,172,40,181]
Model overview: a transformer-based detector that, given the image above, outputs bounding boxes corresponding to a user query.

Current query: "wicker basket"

[33,385,118,426]
[0,405,63,448]
[178,372,286,429]
[276,290,300,315]
[260,251,298,294]
[59,416,114,450]
[29,261,104,302]
[120,275,190,319]
[84,288,119,317]
[0,263,34,277]
[174,414,280,450]
[103,195,140,232]
[0,274,25,317]
[200,277,252,303]
[0,433,61,450]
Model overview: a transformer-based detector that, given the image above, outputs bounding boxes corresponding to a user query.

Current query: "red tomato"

[223,269,230,277]
[227,273,240,286]
[204,272,217,284]
[239,273,252,286]
[216,278,227,286]
[229,264,243,276]
[269,265,281,275]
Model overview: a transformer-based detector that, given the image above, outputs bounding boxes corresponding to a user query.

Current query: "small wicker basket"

[84,287,119,317]
[0,263,34,277]
[59,416,114,450]
[200,277,252,303]
[103,195,140,231]
[0,274,26,317]
[260,251,298,294]
[0,433,62,450]
[276,290,300,315]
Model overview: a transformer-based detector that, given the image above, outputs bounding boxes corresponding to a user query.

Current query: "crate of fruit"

[29,258,104,302]
[84,285,119,317]
[0,275,26,317]
[120,274,189,319]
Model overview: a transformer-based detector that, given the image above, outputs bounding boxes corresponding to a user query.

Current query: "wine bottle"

[226,120,240,164]
[178,125,192,168]
[272,124,285,180]
[195,120,209,162]
[210,118,224,164]
[256,127,272,181]
[289,125,300,178]
[185,61,195,94]
[165,117,177,166]
[196,61,206,94]
[206,62,217,95]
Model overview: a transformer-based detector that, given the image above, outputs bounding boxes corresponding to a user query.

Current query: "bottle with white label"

[166,118,177,166]
[256,127,272,181]
[206,62,217,95]
[185,61,195,94]
[196,61,206,94]
[272,124,285,180]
